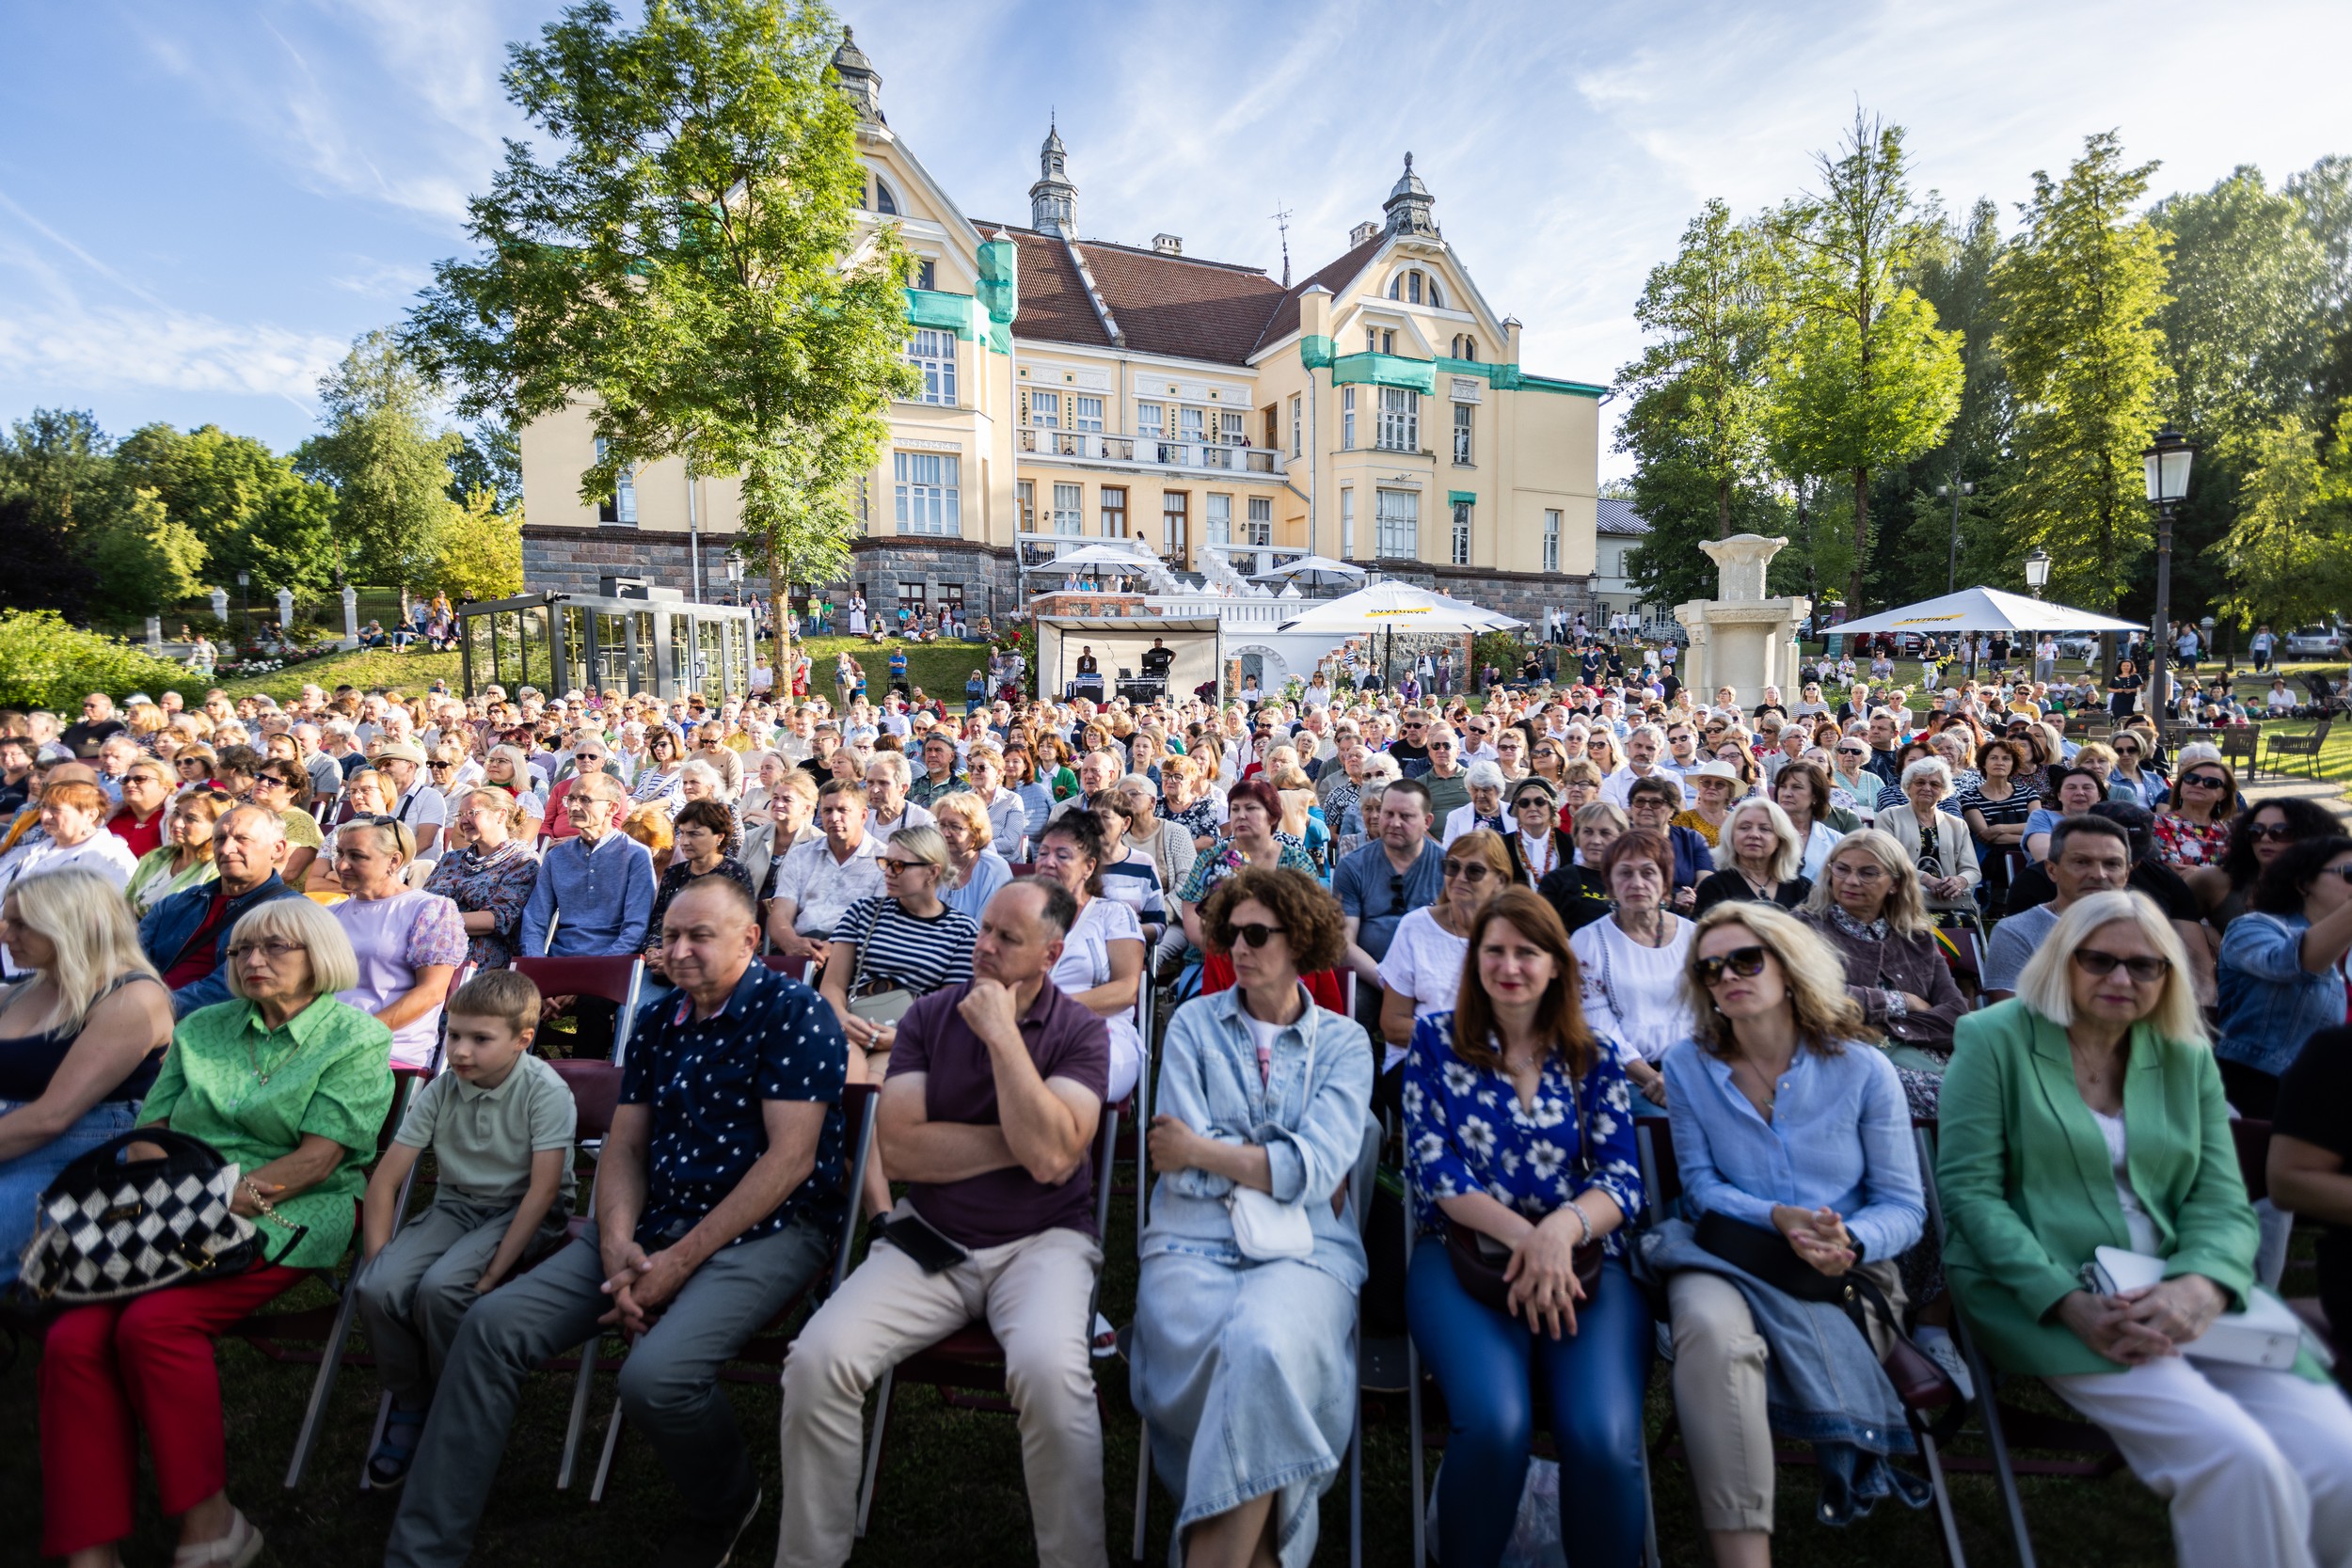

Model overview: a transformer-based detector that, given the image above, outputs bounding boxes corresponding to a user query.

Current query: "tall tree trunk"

[768,539,790,701]
[1718,471,1733,539]
[1847,464,1870,612]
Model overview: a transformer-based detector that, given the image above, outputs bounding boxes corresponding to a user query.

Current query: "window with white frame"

[1029,389,1059,428]
[915,258,936,291]
[1341,487,1356,559]
[1220,410,1244,445]
[1205,492,1232,545]
[1451,499,1471,565]
[904,328,957,406]
[1137,401,1165,436]
[1365,326,1378,353]
[894,451,959,534]
[1543,509,1562,573]
[1375,488,1418,558]
[1073,395,1104,433]
[1381,328,1396,355]
[1052,483,1082,535]
[1342,386,1357,450]
[593,437,637,525]
[1376,388,1419,452]
[1453,404,1473,465]
[1179,405,1204,444]
[873,178,900,215]
[1246,496,1272,547]
[1289,395,1302,457]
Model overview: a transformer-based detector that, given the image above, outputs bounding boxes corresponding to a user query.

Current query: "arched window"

[1388,276,1402,300]
[874,178,900,216]
[1452,334,1476,362]
[1427,278,1444,309]
[1407,272,1422,305]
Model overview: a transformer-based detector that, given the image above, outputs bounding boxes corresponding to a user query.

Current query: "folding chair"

[761,951,810,983]
[853,1100,1125,1537]
[548,1057,628,1490]
[1636,1117,1970,1568]
[580,1081,883,1500]
[237,1062,431,1490]
[515,954,646,1066]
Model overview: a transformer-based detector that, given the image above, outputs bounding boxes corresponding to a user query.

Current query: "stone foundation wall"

[1370,559,1597,630]
[521,527,1021,621]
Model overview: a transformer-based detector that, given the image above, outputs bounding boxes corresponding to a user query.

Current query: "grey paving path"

[2242,774,2352,825]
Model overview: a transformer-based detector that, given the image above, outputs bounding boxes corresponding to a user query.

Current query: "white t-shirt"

[1569,915,1696,1066]
[2091,1108,2162,1255]
[1378,906,1470,1018]
[1051,895,1144,1101]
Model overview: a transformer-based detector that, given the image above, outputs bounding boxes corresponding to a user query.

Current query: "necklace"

[246,1018,307,1085]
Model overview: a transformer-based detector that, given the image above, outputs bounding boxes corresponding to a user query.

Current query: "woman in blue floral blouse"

[1403,887,1651,1568]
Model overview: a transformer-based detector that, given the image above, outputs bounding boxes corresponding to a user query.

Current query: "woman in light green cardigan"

[1938,889,2352,1568]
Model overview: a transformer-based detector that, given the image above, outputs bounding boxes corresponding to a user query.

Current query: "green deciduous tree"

[430,490,526,601]
[2214,407,2352,630]
[1768,111,1963,613]
[86,488,208,618]
[116,423,341,605]
[404,0,917,683]
[2153,166,2330,451]
[1994,132,2171,617]
[296,330,464,589]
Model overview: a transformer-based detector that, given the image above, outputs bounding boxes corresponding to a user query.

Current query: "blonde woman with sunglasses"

[1377,829,1512,1052]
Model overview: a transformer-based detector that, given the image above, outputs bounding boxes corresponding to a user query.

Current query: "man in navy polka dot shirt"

[388,878,847,1568]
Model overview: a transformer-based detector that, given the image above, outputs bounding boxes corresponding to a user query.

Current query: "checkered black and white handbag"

[17,1128,297,1305]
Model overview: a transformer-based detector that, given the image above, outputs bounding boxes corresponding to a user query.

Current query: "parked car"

[2056,634,2099,661]
[2283,624,2346,660]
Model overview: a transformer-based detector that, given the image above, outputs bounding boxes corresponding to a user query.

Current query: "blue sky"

[4,0,2347,480]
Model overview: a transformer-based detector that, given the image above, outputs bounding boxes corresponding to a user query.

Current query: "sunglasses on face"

[1442,860,1493,882]
[2181,773,2226,790]
[2245,821,2297,842]
[1228,921,1286,949]
[1694,946,1770,988]
[2071,948,2170,983]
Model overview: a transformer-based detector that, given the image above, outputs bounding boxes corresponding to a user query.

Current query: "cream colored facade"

[518,30,1603,626]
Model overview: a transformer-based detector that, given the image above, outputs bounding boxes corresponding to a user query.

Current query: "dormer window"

[1387,269,1443,309]
[1451,334,1477,362]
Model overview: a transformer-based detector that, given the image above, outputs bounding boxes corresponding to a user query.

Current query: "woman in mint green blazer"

[1938,889,2352,1568]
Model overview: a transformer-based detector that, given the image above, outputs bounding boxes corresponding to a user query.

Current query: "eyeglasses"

[2071,948,2171,983]
[1693,946,1770,988]
[2244,821,2298,842]
[1227,922,1286,948]
[228,939,305,962]
[1441,860,1493,882]
[1512,796,1552,813]
[2180,773,2226,790]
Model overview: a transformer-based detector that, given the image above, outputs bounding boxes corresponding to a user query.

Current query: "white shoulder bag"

[1226,1003,1319,1261]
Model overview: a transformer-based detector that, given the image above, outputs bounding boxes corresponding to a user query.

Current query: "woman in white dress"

[1377,829,1511,1054]
[1567,828,1693,1103]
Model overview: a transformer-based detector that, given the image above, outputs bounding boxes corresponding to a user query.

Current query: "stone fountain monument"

[1674,534,1810,710]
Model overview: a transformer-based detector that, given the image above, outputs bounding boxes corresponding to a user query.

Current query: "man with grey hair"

[138,803,304,1016]
[862,751,932,841]
[1048,747,1124,825]
[1600,722,1690,810]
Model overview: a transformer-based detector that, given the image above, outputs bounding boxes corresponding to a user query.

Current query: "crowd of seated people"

[0,656,2348,1568]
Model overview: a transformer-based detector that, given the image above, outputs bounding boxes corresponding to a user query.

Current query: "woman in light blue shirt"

[1646,902,1927,1557]
[1134,866,1373,1568]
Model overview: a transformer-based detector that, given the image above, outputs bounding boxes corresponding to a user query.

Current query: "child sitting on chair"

[355,970,576,1488]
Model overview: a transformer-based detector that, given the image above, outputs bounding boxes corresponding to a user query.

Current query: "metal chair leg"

[1348,1398,1364,1568]
[358,1390,394,1491]
[1131,1419,1152,1562]
[590,1400,625,1502]
[556,1335,600,1489]
[855,1366,895,1539]
[1406,1337,1426,1568]
[282,1280,364,1489]
[1917,1426,1969,1568]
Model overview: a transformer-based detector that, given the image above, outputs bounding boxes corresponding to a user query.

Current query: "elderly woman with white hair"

[1441,759,1511,847]
[1939,890,2352,1568]
[1877,755,1980,913]
[1692,796,1813,916]
[326,817,468,1069]
[672,758,744,854]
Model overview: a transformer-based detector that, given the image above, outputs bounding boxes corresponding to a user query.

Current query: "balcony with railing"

[1017,429,1284,477]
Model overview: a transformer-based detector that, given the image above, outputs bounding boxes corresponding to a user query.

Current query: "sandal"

[367,1403,429,1489]
[172,1508,262,1568]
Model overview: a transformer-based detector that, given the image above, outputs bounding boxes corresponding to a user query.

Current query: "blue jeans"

[1406,1243,1653,1568]
[0,1098,140,1285]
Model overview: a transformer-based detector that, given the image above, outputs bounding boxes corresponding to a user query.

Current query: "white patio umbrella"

[1828,585,2140,638]
[1021,542,1158,574]
[1249,554,1368,593]
[1278,579,1522,689]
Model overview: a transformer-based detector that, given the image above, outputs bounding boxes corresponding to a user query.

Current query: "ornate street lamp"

[724,550,744,606]
[2143,426,2196,726]
[235,568,250,647]
[2023,548,2051,600]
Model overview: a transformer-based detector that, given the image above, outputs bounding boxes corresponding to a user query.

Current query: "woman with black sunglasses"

[1502,779,1572,889]
[1378,830,1511,1054]
[2186,796,2340,931]
[2153,755,2236,872]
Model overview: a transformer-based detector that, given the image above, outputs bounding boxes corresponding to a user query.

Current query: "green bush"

[0,610,206,711]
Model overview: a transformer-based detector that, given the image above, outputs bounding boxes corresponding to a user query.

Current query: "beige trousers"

[1666,1260,1905,1534]
[773,1209,1105,1568]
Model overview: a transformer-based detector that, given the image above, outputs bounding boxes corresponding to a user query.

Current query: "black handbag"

[17,1128,305,1306]
[1446,1068,1605,1313]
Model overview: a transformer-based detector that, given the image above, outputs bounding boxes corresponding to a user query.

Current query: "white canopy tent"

[1828,586,2140,638]
[1249,554,1368,594]
[1277,580,1523,689]
[1020,543,1159,574]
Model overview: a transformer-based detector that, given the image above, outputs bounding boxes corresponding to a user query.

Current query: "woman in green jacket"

[1937,889,2352,1568]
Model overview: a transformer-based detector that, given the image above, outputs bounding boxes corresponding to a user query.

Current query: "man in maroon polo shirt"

[776,878,1109,1568]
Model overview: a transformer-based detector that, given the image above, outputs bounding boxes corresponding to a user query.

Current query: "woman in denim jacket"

[1134,866,1374,1568]
[2215,834,2352,1117]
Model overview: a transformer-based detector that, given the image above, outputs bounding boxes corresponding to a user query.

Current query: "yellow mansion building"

[518,30,1605,629]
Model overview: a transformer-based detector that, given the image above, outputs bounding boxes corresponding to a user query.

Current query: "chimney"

[1348,220,1379,248]
[1151,233,1183,256]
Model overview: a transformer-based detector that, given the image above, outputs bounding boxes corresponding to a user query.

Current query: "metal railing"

[1017,428,1283,475]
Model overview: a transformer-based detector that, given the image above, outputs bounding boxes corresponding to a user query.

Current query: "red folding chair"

[762,951,810,984]
[854,1099,1125,1538]
[578,1082,883,1500]
[515,955,646,1065]
[234,1062,430,1490]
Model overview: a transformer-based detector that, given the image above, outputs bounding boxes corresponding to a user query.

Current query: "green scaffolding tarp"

[904,287,977,340]
[976,239,1020,355]
[1448,490,1478,506]
[1330,352,1436,394]
[1299,334,1335,371]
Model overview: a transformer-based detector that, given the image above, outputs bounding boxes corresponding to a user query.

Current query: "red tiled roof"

[981,222,1379,368]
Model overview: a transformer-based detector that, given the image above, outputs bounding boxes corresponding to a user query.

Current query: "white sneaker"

[172,1510,262,1568]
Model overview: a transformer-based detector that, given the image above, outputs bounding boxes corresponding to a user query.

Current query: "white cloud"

[0,303,344,403]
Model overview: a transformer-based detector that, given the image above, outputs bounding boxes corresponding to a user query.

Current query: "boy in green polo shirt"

[356,970,575,1488]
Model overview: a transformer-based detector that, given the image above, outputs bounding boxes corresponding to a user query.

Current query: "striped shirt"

[833,895,977,998]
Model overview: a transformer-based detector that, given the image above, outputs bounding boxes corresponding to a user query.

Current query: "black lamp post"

[2143,426,2196,729]
[1939,478,1975,594]
[235,569,250,648]
[2024,547,2051,600]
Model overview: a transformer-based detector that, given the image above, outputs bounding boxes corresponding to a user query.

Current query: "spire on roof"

[1030,118,1076,235]
[1383,150,1437,238]
[832,27,882,121]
